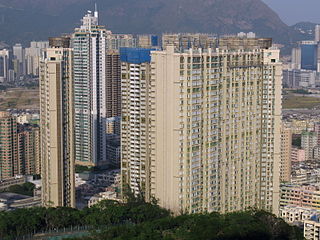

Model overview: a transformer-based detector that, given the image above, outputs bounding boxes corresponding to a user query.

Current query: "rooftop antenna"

[94,3,99,22]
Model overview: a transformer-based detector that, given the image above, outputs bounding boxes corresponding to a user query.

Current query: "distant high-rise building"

[106,134,121,167]
[162,33,217,50]
[121,40,282,214]
[17,124,40,175]
[0,49,9,82]
[13,43,25,79]
[8,70,14,82]
[106,116,121,136]
[315,25,320,43]
[317,43,320,72]
[280,125,292,183]
[106,34,136,50]
[218,37,272,50]
[301,131,317,160]
[72,9,110,166]
[25,41,49,76]
[0,112,19,180]
[40,37,75,207]
[237,32,256,39]
[13,43,24,63]
[300,41,317,71]
[282,69,316,88]
[137,34,159,48]
[314,122,320,145]
[106,50,121,118]
[291,47,301,69]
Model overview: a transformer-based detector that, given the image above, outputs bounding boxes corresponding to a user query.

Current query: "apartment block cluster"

[33,7,285,217]
[278,114,320,239]
[0,41,50,83]
[283,25,320,89]
[0,111,40,181]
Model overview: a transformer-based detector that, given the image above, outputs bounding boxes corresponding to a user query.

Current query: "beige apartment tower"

[18,124,41,175]
[301,131,317,160]
[121,41,282,215]
[0,112,19,180]
[106,50,121,118]
[280,125,292,183]
[40,37,75,207]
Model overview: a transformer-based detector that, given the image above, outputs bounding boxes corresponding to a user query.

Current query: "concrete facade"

[121,41,282,215]
[40,41,75,208]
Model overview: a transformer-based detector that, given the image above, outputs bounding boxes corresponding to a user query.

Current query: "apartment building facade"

[121,40,282,214]
[0,112,19,180]
[40,37,75,207]
[72,10,111,166]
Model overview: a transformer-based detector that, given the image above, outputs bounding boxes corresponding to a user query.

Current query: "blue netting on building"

[151,35,159,47]
[120,48,154,64]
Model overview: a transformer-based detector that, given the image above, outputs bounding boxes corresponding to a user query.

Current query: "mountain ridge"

[0,0,308,46]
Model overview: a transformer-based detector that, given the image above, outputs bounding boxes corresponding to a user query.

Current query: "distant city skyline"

[263,0,320,25]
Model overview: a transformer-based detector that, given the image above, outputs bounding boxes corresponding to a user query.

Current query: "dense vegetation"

[0,194,303,240]
[292,136,302,147]
[0,182,35,196]
[292,89,311,95]
[73,211,304,240]
[0,198,169,240]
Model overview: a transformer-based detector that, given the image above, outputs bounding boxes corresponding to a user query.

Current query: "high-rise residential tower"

[315,25,320,43]
[72,9,111,166]
[137,34,159,48]
[121,39,282,215]
[0,112,19,180]
[106,34,136,50]
[120,48,153,199]
[291,47,301,69]
[162,33,217,50]
[40,37,75,207]
[314,122,320,145]
[301,131,317,160]
[0,49,9,82]
[25,41,49,76]
[280,125,292,183]
[18,124,40,175]
[13,43,25,79]
[300,41,317,71]
[106,50,121,118]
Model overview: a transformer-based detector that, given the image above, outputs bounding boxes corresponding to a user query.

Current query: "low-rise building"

[88,185,121,207]
[291,147,306,162]
[280,205,320,224]
[280,184,320,210]
[0,192,41,210]
[291,161,320,184]
[106,134,120,167]
[304,217,320,240]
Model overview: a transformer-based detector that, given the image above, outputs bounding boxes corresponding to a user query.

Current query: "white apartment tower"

[0,49,9,82]
[120,48,153,199]
[301,131,317,160]
[121,40,282,215]
[72,9,112,166]
[25,41,49,76]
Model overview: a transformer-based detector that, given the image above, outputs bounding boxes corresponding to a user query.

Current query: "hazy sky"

[262,0,320,25]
